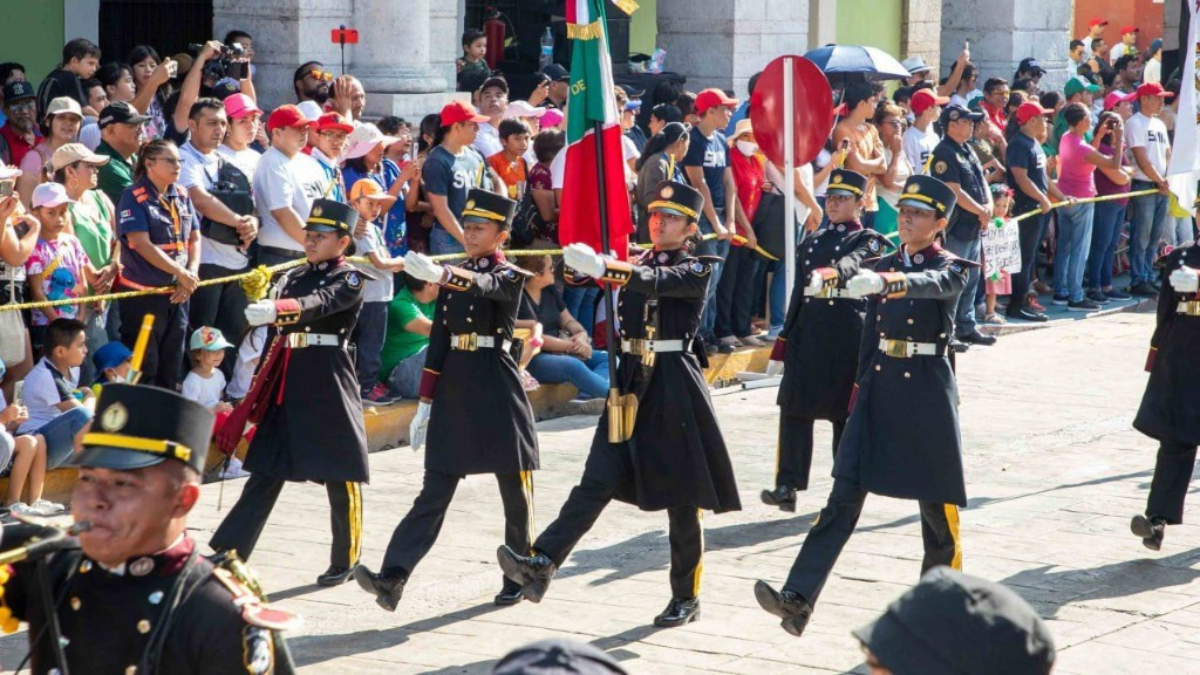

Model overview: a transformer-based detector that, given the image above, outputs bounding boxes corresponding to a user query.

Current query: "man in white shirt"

[1124,82,1173,297]
[1080,18,1107,52]
[179,98,259,376]
[253,105,331,265]
[903,89,947,174]
[1110,26,1140,64]
[473,77,509,158]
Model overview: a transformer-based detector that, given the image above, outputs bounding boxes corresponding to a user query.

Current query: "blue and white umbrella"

[803,45,911,81]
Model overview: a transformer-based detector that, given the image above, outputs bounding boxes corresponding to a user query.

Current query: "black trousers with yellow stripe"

[777,416,845,491]
[382,470,534,580]
[783,477,960,606]
[534,454,705,600]
[210,474,363,568]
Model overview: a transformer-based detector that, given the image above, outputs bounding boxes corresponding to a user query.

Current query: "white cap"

[342,123,400,161]
[0,166,22,181]
[901,56,930,74]
[31,182,75,209]
[296,100,323,122]
[504,100,548,119]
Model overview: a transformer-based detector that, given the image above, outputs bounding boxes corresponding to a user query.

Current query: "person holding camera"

[179,97,258,380]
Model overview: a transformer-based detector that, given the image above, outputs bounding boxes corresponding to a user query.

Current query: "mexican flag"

[557,0,636,260]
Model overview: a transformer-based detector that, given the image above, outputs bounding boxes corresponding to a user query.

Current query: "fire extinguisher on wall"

[484,7,506,71]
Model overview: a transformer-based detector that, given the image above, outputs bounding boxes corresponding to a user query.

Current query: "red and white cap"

[695,88,739,114]
[440,100,489,127]
[910,89,950,116]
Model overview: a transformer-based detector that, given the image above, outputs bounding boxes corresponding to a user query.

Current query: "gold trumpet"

[0,521,91,566]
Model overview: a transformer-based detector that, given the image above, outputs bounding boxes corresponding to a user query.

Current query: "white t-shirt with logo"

[253,147,331,252]
[1124,112,1170,183]
[903,124,939,175]
[179,141,248,270]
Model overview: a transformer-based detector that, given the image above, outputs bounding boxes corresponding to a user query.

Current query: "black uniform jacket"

[593,248,741,513]
[833,243,973,506]
[246,257,370,483]
[4,537,288,675]
[930,137,988,238]
[774,222,892,421]
[421,251,540,476]
[1135,244,1200,445]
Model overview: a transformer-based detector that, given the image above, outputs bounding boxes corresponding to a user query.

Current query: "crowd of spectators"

[0,20,1190,498]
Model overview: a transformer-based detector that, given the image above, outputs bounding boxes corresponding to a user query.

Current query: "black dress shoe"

[496,546,557,603]
[754,580,814,637]
[949,338,970,353]
[653,597,700,627]
[317,564,357,587]
[494,577,525,606]
[760,486,797,512]
[958,332,997,346]
[1131,514,1167,551]
[1006,307,1048,322]
[354,565,408,612]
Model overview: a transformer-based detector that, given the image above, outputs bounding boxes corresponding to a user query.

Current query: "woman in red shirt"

[713,119,765,351]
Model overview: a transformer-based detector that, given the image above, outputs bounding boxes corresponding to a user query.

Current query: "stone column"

[355,0,462,119]
[903,0,941,77]
[942,0,1071,90]
[656,0,809,98]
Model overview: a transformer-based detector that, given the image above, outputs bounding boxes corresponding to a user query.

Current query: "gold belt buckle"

[286,333,308,348]
[1183,301,1200,316]
[454,333,478,351]
[625,339,646,356]
[883,339,911,358]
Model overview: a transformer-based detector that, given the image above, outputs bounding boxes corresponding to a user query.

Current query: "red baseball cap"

[910,89,950,115]
[1104,91,1137,110]
[1088,18,1108,28]
[1136,82,1175,99]
[440,100,489,127]
[695,88,739,114]
[266,105,314,133]
[1014,101,1055,124]
[1120,25,1139,35]
[315,112,354,133]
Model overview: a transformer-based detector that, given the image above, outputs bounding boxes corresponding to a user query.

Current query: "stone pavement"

[3,310,1198,674]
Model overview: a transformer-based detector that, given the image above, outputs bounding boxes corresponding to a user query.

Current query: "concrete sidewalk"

[3,310,1196,675]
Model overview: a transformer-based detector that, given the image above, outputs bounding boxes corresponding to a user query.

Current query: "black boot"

[496,545,557,603]
[653,597,701,627]
[494,576,525,607]
[760,486,797,512]
[1131,514,1167,551]
[754,580,814,637]
[354,565,408,612]
[316,564,357,587]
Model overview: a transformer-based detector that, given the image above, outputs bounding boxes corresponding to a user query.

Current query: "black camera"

[191,42,247,81]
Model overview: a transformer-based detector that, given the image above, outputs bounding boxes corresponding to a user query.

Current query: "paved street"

[4,310,1198,674]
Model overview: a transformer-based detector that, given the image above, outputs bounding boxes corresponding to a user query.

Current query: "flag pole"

[592,120,622,428]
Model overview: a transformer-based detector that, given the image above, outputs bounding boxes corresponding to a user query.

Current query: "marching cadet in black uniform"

[1130,247,1200,550]
[355,189,539,610]
[754,175,973,637]
[497,181,741,628]
[762,169,893,511]
[210,198,370,587]
[0,384,297,674]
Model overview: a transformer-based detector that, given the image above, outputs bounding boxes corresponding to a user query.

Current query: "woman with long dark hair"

[127,46,172,140]
[634,122,690,243]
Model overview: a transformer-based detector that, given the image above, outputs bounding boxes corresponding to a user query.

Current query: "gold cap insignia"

[832,174,843,184]
[466,199,476,210]
[906,183,920,193]
[661,186,674,199]
[312,206,323,217]
[100,402,129,432]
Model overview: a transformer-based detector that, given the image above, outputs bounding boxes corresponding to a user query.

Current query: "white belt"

[803,287,852,298]
[450,333,513,352]
[621,339,687,355]
[286,333,342,348]
[878,338,939,358]
[1177,301,1200,316]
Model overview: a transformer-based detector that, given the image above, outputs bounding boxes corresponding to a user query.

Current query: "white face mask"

[736,140,757,156]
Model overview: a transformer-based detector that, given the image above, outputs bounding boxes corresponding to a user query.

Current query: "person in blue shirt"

[114,139,200,391]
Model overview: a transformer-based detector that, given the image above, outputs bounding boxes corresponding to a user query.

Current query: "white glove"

[403,251,447,284]
[244,300,277,326]
[1169,266,1199,293]
[846,270,885,298]
[563,243,607,279]
[409,401,431,451]
[806,271,824,295]
[766,360,784,377]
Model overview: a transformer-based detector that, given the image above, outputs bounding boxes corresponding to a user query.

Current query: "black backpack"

[199,158,254,246]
